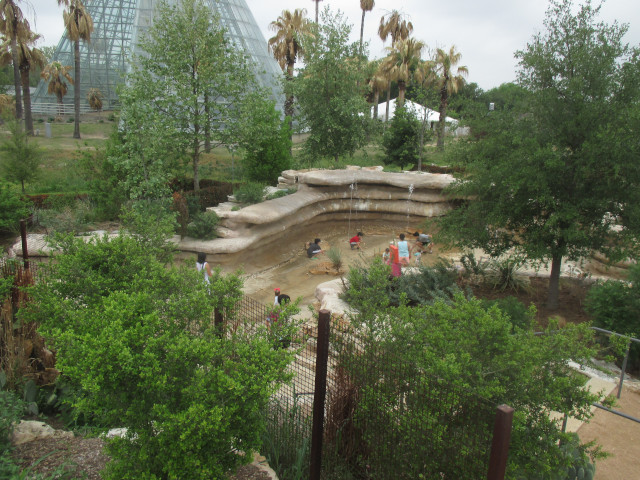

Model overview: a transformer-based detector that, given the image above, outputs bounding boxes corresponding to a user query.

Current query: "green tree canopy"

[295,8,370,164]
[23,234,294,479]
[438,0,640,308]
[116,0,267,192]
[0,118,41,192]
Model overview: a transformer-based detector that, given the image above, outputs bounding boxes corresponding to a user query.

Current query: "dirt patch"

[469,276,592,329]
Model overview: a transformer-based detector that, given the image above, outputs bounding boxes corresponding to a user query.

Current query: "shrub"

[586,263,640,371]
[390,260,461,306]
[243,115,292,185]
[485,255,528,292]
[266,189,290,200]
[381,107,420,170]
[481,296,535,332]
[23,235,295,480]
[326,247,342,272]
[36,198,94,235]
[186,211,219,240]
[0,182,29,233]
[234,182,265,205]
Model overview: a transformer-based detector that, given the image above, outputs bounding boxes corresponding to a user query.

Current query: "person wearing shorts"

[350,232,364,250]
[413,231,433,253]
[397,233,410,266]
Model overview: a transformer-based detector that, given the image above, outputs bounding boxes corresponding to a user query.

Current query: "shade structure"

[373,98,458,124]
[32,0,283,113]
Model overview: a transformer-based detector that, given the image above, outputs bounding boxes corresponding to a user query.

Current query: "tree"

[380,36,424,108]
[0,118,41,192]
[359,0,374,54]
[295,8,369,164]
[0,181,29,232]
[24,234,294,479]
[433,45,468,150]
[0,31,46,135]
[236,98,292,184]
[311,0,323,23]
[86,87,103,111]
[0,0,28,122]
[378,10,413,122]
[438,0,640,309]
[58,0,93,139]
[118,0,261,192]
[268,8,311,135]
[40,61,73,117]
[381,106,420,170]
[344,292,602,477]
[368,60,389,120]
[412,59,438,170]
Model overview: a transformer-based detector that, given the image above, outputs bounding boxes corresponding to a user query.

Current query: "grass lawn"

[2,110,455,195]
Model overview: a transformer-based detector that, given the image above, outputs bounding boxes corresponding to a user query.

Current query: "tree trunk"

[315,1,319,23]
[547,253,563,310]
[360,10,365,55]
[372,90,379,120]
[73,39,81,139]
[385,87,390,123]
[10,36,22,121]
[437,83,447,150]
[20,68,33,135]
[204,91,211,153]
[397,81,405,108]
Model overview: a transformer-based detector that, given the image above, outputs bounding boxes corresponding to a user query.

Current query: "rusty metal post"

[20,219,29,270]
[214,307,224,338]
[309,309,331,480]
[487,404,514,480]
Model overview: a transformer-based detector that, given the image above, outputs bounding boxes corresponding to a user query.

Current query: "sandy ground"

[235,222,449,309]
[578,386,640,480]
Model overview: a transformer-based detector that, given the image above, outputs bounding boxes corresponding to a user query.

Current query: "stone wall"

[177,167,455,263]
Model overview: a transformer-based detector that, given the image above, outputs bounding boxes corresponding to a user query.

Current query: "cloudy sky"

[28,0,640,90]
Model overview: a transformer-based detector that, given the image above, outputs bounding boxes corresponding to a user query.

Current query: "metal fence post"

[618,340,631,399]
[20,219,29,270]
[487,404,514,480]
[310,309,331,480]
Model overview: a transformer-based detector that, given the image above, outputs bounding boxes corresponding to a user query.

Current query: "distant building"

[32,0,283,114]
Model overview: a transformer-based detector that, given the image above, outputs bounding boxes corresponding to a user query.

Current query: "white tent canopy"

[373,98,458,125]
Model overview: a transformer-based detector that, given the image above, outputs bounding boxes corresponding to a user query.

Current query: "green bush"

[326,247,342,271]
[234,182,265,205]
[35,198,94,234]
[586,263,640,370]
[243,110,292,184]
[391,260,461,306]
[0,182,29,233]
[23,235,295,480]
[381,107,420,170]
[481,296,535,332]
[265,189,290,200]
[486,255,528,292]
[186,211,219,240]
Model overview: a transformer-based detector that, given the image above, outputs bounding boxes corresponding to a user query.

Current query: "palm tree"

[359,0,375,54]
[41,61,74,117]
[414,60,437,171]
[0,0,29,122]
[87,88,103,111]
[58,0,94,139]
[434,45,468,150]
[378,10,412,122]
[268,9,310,131]
[369,63,389,121]
[310,0,323,23]
[0,31,46,135]
[380,37,424,108]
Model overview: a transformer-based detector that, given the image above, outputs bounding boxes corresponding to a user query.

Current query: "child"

[382,247,391,265]
[307,238,324,258]
[350,232,364,249]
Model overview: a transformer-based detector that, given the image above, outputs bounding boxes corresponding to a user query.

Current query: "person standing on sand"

[397,234,410,266]
[196,252,213,284]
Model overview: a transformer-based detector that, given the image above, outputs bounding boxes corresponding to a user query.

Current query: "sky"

[28,0,640,90]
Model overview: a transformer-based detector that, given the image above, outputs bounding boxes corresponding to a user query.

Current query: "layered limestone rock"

[178,168,455,261]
